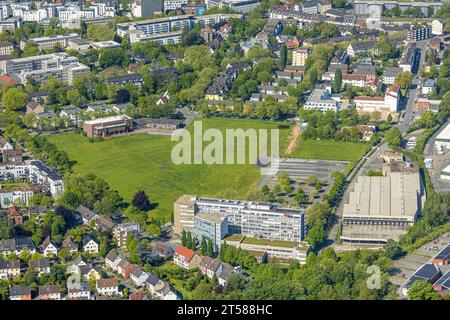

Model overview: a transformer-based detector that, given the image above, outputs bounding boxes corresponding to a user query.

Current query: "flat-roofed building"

[341,165,425,245]
[83,115,134,138]
[174,195,305,243]
[206,0,259,13]
[20,33,81,51]
[292,47,310,67]
[194,212,228,252]
[223,234,310,264]
[435,123,450,150]
[303,88,339,113]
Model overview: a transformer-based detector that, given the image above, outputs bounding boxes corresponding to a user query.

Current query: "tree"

[207,239,214,257]
[181,229,187,246]
[146,224,161,238]
[332,69,342,93]
[0,216,14,240]
[384,127,402,148]
[396,71,413,89]
[86,24,115,41]
[383,239,403,260]
[22,42,40,57]
[66,89,82,106]
[280,44,287,70]
[201,236,207,256]
[408,280,441,300]
[132,190,150,211]
[2,87,28,111]
[295,188,308,204]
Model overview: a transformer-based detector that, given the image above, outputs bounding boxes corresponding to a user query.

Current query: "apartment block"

[21,34,81,51]
[292,47,310,67]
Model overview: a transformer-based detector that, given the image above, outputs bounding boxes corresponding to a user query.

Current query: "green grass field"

[49,118,290,219]
[288,140,370,168]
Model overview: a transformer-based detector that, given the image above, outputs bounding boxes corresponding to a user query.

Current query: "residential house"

[67,255,89,274]
[76,205,96,225]
[67,282,91,300]
[26,101,46,114]
[42,236,58,257]
[7,207,23,225]
[117,259,134,278]
[0,260,20,279]
[422,79,436,95]
[151,241,174,260]
[383,67,403,85]
[218,263,235,286]
[199,256,223,279]
[0,137,13,152]
[154,281,178,300]
[2,149,23,163]
[96,278,119,296]
[62,237,78,253]
[105,249,123,272]
[82,234,99,254]
[173,245,202,269]
[39,285,61,300]
[0,238,36,256]
[156,91,170,105]
[347,41,378,57]
[78,264,101,281]
[9,286,32,300]
[28,259,51,276]
[130,267,149,287]
[105,74,144,87]
[60,105,82,126]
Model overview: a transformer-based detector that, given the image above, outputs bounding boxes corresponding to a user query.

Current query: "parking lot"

[275,158,349,180]
[390,232,450,298]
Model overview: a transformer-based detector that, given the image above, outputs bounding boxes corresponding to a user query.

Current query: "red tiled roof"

[354,96,385,101]
[0,75,17,86]
[175,245,196,262]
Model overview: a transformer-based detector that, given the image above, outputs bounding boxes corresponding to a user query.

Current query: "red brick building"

[83,115,134,138]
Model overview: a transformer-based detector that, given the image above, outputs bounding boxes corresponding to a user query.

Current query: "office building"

[174,195,305,243]
[194,212,228,252]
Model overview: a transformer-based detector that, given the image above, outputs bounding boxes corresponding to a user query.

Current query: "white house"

[82,234,99,254]
[96,278,119,296]
[431,19,444,36]
[105,249,123,272]
[130,267,149,287]
[42,236,58,257]
[67,282,91,300]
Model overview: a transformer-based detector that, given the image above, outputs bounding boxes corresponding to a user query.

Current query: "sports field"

[287,139,370,169]
[49,118,290,219]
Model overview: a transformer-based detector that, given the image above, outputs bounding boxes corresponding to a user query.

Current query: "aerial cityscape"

[0,0,449,304]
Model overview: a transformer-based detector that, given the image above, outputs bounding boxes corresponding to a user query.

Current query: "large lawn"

[49,118,290,219]
[288,139,370,167]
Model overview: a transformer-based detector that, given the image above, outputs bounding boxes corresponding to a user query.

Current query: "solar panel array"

[405,263,441,288]
[434,270,450,289]
[434,244,450,260]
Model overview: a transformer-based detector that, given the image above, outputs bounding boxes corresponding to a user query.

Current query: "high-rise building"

[292,47,310,67]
